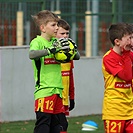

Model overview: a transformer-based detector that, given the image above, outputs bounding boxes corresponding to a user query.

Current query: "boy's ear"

[114,38,120,46]
[40,24,45,32]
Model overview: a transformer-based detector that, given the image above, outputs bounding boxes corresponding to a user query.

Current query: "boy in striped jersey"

[56,19,80,132]
[102,23,133,133]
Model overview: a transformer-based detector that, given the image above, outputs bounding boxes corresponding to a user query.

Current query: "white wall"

[72,58,104,116]
[0,46,104,122]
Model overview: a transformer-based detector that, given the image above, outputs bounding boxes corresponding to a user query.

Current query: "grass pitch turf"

[0,114,104,133]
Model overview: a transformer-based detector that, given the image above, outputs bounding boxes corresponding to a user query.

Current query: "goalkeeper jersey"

[61,61,74,106]
[102,49,133,120]
[30,35,63,100]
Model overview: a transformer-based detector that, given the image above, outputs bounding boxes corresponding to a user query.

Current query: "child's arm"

[117,52,132,81]
[73,50,80,60]
[29,44,61,59]
[29,49,49,60]
[104,51,132,81]
[29,38,71,60]
[67,38,80,60]
[69,61,75,111]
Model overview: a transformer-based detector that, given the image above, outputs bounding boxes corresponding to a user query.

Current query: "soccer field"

[0,114,104,133]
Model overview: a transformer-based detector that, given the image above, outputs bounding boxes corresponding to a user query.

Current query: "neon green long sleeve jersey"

[30,36,63,100]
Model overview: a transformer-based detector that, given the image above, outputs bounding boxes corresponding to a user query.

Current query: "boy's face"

[40,21,58,38]
[118,34,132,51]
[130,34,133,50]
[56,27,69,39]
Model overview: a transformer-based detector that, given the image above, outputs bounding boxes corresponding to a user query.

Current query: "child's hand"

[69,99,75,111]
[47,45,60,54]
[124,44,132,51]
[121,44,132,53]
[58,38,70,50]
[68,38,77,49]
[47,39,70,54]
[59,38,69,46]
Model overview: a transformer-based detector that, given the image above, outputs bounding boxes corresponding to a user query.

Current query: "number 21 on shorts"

[104,120,124,133]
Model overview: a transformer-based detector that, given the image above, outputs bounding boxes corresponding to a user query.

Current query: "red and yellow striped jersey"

[61,60,74,106]
[102,49,133,120]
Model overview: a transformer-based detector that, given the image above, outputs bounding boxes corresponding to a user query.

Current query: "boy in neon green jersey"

[29,10,70,133]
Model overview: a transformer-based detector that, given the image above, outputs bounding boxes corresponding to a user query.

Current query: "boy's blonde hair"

[31,10,59,28]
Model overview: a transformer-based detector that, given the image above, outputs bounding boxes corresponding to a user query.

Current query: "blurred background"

[0,0,133,57]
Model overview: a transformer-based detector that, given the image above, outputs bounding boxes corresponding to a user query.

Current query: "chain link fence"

[0,0,133,56]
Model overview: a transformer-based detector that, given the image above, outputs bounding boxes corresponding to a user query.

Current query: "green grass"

[0,114,104,133]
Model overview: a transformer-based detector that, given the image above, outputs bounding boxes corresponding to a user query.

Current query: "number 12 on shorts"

[45,100,53,110]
